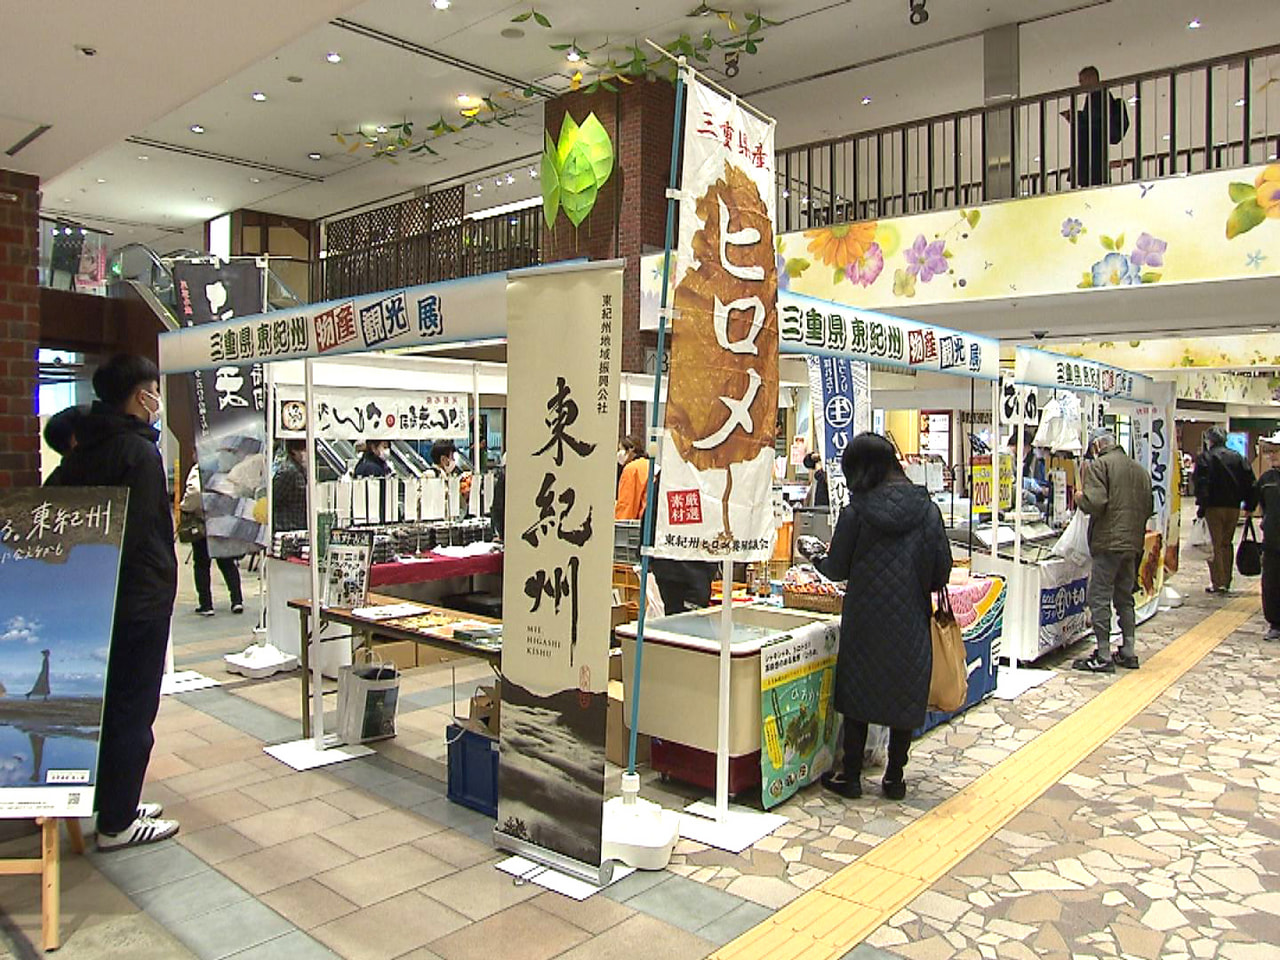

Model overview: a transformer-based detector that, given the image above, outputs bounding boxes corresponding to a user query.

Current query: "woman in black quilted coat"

[814,433,952,800]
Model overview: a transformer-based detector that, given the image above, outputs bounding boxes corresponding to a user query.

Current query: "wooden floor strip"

[710,596,1259,960]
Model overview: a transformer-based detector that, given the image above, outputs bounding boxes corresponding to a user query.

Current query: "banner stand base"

[1159,585,1184,610]
[264,737,373,771]
[493,829,616,888]
[161,670,220,696]
[678,800,786,854]
[992,668,1055,701]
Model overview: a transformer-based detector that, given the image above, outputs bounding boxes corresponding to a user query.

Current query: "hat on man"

[1088,427,1116,453]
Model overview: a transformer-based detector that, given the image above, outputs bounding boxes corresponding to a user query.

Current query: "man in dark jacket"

[1074,427,1154,673]
[45,354,180,849]
[1253,461,1280,641]
[273,439,309,533]
[1193,426,1256,595]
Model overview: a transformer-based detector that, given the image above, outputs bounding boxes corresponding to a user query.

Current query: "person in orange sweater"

[615,434,650,521]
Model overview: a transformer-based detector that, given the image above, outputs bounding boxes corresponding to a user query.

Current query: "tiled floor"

[3,535,1278,959]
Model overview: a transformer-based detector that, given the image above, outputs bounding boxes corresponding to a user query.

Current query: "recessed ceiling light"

[1127,95,1138,105]
[95,177,106,183]
[782,189,790,198]
[1253,327,1269,333]
[375,124,389,134]
[326,51,342,63]
[506,173,515,184]
[1162,134,1171,141]
[529,167,538,178]
[1033,155,1041,163]
[252,91,267,102]
[1187,18,1201,28]
[190,123,205,134]
[203,196,215,202]
[457,93,479,105]
[308,152,322,160]
[249,177,261,183]
[1235,97,1246,107]
[860,96,872,105]
[61,198,71,203]
[495,177,503,187]
[566,47,582,63]
[432,0,451,8]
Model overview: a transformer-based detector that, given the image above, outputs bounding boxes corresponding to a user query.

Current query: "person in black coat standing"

[353,439,392,478]
[809,432,952,800]
[1193,427,1256,594]
[1253,460,1280,641]
[46,354,180,849]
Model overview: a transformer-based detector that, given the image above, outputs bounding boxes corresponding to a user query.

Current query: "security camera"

[1031,330,1048,340]
[724,50,740,78]
[908,1,929,25]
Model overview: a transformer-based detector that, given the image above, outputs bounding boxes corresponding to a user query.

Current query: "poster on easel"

[498,262,621,870]
[759,622,840,809]
[0,488,127,819]
[322,529,374,611]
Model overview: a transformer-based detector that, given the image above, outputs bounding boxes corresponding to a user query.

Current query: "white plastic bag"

[1186,516,1212,554]
[1050,509,1091,564]
[864,724,889,769]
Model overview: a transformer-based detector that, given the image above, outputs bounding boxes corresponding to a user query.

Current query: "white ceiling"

[28,0,1280,246]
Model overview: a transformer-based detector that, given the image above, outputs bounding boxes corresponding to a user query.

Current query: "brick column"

[542,79,677,414]
[0,170,40,489]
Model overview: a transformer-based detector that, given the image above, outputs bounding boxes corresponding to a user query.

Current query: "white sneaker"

[97,815,179,851]
[138,801,164,819]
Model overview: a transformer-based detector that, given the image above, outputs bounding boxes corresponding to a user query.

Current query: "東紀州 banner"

[1014,346,1153,401]
[497,261,622,871]
[654,71,778,561]
[158,272,508,374]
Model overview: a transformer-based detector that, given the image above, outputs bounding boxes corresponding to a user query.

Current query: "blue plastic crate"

[446,724,499,818]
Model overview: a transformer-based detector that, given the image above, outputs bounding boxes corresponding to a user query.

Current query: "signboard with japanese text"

[971,454,1014,516]
[760,622,840,810]
[0,488,126,819]
[172,260,270,559]
[275,386,468,442]
[1014,346,1153,401]
[1037,561,1091,653]
[158,273,508,375]
[654,71,778,562]
[322,529,374,611]
[497,262,622,869]
[806,356,870,523]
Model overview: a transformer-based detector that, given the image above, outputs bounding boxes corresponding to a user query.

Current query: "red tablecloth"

[287,551,503,587]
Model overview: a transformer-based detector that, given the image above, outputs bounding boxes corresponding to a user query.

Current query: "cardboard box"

[611,603,637,630]
[606,680,650,767]
[373,640,418,671]
[608,648,623,682]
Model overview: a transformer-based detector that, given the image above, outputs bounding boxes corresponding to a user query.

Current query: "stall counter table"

[288,593,500,740]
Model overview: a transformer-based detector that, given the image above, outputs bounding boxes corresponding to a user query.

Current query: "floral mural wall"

[767,162,1280,310]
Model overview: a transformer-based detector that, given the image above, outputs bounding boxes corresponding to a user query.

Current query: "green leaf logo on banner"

[539,111,614,229]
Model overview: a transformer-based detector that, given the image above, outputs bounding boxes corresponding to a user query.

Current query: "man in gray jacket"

[1074,427,1154,674]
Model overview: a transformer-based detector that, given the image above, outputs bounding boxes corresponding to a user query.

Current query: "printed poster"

[760,622,840,810]
[0,488,127,819]
[654,72,778,562]
[323,529,374,611]
[275,385,468,442]
[1038,558,1091,654]
[498,262,622,869]
[971,454,1015,516]
[806,356,871,523]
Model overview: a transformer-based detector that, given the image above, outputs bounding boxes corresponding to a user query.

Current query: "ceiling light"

[529,167,538,178]
[203,196,215,202]
[433,0,451,8]
[61,198,71,203]
[457,93,479,106]
[375,125,389,134]
[782,189,790,198]
[249,177,261,183]
[1162,134,1171,141]
[1253,327,1269,333]
[1127,95,1138,105]
[252,91,267,102]
[506,173,515,185]
[861,96,872,105]
[495,177,503,187]
[1033,155,1041,163]
[566,46,582,63]
[1187,18,1201,29]
[308,152,322,160]
[136,155,149,161]
[326,51,342,63]
[189,123,205,134]
[1235,98,1246,107]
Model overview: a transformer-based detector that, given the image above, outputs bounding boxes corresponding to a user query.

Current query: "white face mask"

[141,390,163,426]
[617,449,629,466]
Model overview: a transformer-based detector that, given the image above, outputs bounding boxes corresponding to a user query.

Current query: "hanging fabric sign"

[497,262,622,871]
[1015,346,1152,400]
[806,356,870,522]
[654,71,779,561]
[275,386,468,442]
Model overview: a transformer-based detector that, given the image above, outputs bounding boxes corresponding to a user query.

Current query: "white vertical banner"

[806,356,871,524]
[497,262,622,871]
[655,72,778,561]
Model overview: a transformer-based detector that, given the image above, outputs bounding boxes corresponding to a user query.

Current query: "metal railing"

[777,44,1280,231]
[107,244,305,315]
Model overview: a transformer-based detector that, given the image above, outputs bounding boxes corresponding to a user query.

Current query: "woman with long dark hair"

[812,432,952,800]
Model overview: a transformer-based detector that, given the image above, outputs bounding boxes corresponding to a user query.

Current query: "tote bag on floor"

[929,588,968,713]
[337,648,401,744]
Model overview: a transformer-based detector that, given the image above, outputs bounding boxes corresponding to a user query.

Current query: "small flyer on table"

[0,488,128,819]
[760,622,840,810]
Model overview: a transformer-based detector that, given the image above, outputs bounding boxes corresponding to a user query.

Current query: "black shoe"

[195,607,215,617]
[881,779,907,800]
[820,771,862,799]
[1073,652,1115,673]
[231,603,245,614]
[1112,652,1140,670]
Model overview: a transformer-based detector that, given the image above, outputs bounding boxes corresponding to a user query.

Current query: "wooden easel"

[0,818,86,951]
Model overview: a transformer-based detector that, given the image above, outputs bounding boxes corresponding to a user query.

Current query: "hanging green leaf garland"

[541,111,614,229]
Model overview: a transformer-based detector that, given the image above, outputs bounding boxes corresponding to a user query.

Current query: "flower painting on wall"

[1225,163,1280,239]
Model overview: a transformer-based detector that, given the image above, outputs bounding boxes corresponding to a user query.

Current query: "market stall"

[972,347,1164,664]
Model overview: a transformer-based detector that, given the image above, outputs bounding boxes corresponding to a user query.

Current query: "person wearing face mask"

[353,438,393,478]
[615,434,650,521]
[430,440,458,477]
[45,354,180,850]
[273,439,310,533]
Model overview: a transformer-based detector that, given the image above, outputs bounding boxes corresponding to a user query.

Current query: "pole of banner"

[967,378,975,559]
[715,556,733,824]
[625,58,687,778]
[304,358,325,749]
[260,360,275,637]
[990,379,1001,562]
[471,363,482,516]
[1010,387,1026,680]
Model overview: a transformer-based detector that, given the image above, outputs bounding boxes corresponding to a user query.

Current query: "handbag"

[1236,518,1262,577]
[928,587,968,713]
[177,510,205,544]
[336,647,401,744]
